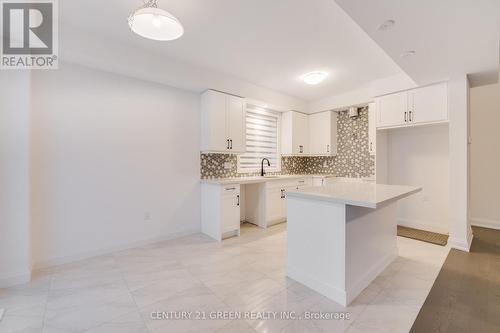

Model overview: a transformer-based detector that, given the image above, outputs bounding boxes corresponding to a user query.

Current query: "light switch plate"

[223,162,232,169]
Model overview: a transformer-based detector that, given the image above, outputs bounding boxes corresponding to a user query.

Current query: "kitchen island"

[286,182,421,306]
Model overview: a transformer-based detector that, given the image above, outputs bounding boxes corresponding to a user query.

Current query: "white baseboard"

[287,266,348,306]
[0,269,31,289]
[32,229,200,270]
[448,226,473,252]
[397,218,449,235]
[470,217,500,230]
[346,250,397,305]
[288,250,397,307]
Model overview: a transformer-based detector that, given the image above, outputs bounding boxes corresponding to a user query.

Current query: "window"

[238,105,281,173]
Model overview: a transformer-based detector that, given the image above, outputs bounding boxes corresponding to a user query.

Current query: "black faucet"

[261,158,270,176]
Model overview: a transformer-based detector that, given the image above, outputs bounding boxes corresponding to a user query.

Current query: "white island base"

[286,183,420,306]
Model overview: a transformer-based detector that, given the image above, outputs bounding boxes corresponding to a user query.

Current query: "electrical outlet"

[144,212,151,221]
[223,162,232,169]
[323,161,328,167]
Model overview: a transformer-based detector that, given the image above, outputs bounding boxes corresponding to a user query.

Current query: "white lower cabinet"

[264,177,312,227]
[203,177,322,237]
[201,183,241,241]
[266,184,286,225]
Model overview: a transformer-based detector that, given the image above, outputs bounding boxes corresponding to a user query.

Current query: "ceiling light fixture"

[377,19,395,31]
[301,71,328,85]
[400,50,416,58]
[128,0,184,41]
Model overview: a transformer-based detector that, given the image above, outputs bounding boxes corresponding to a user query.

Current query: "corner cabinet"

[201,183,241,241]
[375,82,448,129]
[309,111,338,156]
[281,111,309,155]
[201,90,246,153]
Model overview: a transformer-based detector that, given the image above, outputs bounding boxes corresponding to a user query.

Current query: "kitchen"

[199,82,449,241]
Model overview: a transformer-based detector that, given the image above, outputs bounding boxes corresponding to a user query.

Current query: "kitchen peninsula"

[286,182,421,306]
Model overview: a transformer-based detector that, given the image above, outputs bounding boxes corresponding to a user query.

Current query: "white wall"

[60,24,307,112]
[386,124,450,234]
[448,76,472,251]
[0,71,32,287]
[470,82,500,229]
[30,63,201,268]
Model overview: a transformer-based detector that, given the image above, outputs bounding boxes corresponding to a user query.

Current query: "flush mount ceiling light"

[128,0,184,41]
[301,71,328,85]
[377,19,395,31]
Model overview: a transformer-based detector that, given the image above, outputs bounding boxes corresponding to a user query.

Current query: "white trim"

[448,226,473,252]
[287,266,348,306]
[397,218,449,235]
[0,269,31,288]
[346,250,397,305]
[32,229,199,270]
[470,217,500,230]
[288,250,397,307]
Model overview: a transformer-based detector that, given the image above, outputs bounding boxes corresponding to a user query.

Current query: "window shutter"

[239,105,280,172]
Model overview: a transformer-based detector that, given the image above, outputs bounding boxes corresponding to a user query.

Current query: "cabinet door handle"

[409,110,413,122]
[299,145,303,153]
[370,142,373,151]
[225,187,236,191]
[227,139,230,149]
[327,144,330,153]
[236,194,240,206]
[280,189,285,199]
[404,111,407,122]
[230,139,233,149]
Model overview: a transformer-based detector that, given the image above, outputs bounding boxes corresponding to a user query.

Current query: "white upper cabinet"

[226,94,246,153]
[309,111,338,156]
[368,102,376,156]
[281,111,309,155]
[409,83,448,125]
[376,91,408,128]
[201,90,246,153]
[375,82,448,129]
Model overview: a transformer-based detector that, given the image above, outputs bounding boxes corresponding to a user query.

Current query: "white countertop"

[286,182,421,208]
[200,174,336,185]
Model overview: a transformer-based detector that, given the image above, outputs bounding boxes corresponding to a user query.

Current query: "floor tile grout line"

[41,270,54,332]
[112,253,152,333]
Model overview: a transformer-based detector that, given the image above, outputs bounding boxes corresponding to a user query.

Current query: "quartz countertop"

[200,174,336,185]
[286,182,421,208]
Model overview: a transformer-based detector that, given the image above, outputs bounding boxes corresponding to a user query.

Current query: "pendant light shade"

[128,0,184,41]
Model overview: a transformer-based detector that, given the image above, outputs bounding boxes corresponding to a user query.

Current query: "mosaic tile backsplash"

[200,109,375,179]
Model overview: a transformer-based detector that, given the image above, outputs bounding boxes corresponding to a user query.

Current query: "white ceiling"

[335,0,500,87]
[59,0,404,101]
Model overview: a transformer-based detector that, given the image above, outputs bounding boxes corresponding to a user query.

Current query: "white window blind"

[238,105,281,172]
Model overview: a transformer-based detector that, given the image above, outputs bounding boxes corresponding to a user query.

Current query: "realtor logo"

[1,0,58,69]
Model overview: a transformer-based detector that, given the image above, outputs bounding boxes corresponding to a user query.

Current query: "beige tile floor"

[0,223,449,333]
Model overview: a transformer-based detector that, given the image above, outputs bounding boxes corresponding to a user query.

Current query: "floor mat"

[397,225,448,246]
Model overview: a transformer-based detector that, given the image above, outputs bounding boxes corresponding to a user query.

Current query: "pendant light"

[128,0,184,41]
